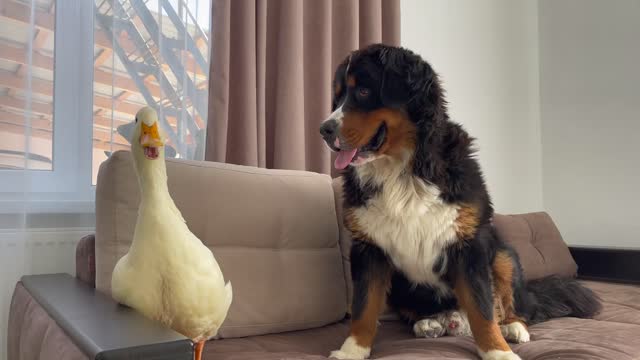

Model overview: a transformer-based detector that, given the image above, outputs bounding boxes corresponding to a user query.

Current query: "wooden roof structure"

[0,0,209,169]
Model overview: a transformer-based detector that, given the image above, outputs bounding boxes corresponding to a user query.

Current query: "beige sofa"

[8,151,640,359]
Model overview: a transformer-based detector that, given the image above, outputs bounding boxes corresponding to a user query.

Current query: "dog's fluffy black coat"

[325,44,601,356]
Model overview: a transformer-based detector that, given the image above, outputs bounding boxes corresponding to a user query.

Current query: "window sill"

[0,200,95,215]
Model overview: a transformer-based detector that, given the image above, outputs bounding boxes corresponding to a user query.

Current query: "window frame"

[0,1,95,214]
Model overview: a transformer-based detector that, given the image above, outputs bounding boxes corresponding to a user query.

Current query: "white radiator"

[0,228,93,360]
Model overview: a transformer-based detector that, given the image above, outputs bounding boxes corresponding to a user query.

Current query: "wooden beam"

[16,65,27,78]
[33,29,49,49]
[0,121,128,152]
[92,128,127,143]
[94,49,112,67]
[1,43,54,72]
[92,94,144,116]
[114,90,132,102]
[0,69,181,132]
[94,114,129,128]
[195,115,205,129]
[0,1,126,52]
[0,112,188,150]
[1,1,206,76]
[0,69,155,119]
[197,80,208,90]
[195,36,207,49]
[93,140,129,152]
[95,68,162,97]
[0,119,128,146]
[1,1,54,33]
[0,109,51,129]
[0,109,131,147]
[0,96,51,116]
[0,121,53,141]
[0,68,51,95]
[0,107,133,130]
[2,43,163,96]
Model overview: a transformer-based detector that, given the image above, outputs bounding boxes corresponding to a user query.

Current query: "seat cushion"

[95,151,347,338]
[513,280,640,359]
[210,281,640,359]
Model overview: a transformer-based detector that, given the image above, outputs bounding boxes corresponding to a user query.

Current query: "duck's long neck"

[133,152,174,206]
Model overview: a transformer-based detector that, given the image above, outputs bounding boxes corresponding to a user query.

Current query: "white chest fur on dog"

[353,159,461,290]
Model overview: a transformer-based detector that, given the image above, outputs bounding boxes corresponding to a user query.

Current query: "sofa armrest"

[570,246,640,285]
[76,234,96,288]
[19,274,193,360]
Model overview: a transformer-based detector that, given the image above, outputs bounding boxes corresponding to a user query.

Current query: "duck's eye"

[135,117,138,123]
[357,87,370,98]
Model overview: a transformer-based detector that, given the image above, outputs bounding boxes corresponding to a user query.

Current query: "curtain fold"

[206,0,400,174]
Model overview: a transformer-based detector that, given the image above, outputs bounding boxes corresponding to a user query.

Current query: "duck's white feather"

[111,107,232,341]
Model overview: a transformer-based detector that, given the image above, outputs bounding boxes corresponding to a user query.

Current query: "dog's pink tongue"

[334,148,358,170]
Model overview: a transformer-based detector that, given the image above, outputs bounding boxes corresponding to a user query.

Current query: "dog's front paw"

[480,350,522,360]
[413,318,446,338]
[329,336,370,359]
[500,322,530,344]
[330,350,365,360]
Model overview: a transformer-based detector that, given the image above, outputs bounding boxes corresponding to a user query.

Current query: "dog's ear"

[379,48,432,109]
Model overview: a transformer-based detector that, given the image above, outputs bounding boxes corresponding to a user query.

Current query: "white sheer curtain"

[0,1,94,358]
[0,1,210,357]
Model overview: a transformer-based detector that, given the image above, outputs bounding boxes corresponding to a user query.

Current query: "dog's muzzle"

[319,105,344,151]
[319,119,339,149]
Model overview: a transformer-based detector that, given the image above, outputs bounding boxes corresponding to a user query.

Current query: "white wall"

[538,0,640,248]
[401,0,543,214]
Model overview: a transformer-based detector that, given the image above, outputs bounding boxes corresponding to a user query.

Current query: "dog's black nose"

[320,119,338,138]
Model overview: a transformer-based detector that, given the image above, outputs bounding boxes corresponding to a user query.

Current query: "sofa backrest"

[493,212,577,280]
[95,151,347,338]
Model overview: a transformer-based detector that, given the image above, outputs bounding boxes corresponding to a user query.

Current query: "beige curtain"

[206,0,400,174]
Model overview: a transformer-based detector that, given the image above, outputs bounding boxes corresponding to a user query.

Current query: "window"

[0,0,211,209]
[0,0,94,210]
[92,0,211,184]
[0,0,55,171]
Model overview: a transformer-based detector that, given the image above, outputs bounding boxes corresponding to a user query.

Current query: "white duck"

[111,107,233,360]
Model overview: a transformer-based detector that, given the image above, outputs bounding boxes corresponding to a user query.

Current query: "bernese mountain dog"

[319,44,601,360]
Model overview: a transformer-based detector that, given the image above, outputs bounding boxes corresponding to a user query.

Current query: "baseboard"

[570,246,640,285]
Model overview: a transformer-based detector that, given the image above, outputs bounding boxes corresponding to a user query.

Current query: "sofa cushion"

[95,151,348,338]
[493,212,578,280]
[210,281,640,359]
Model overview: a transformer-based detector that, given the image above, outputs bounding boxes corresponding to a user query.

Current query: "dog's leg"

[454,267,521,360]
[413,316,446,338]
[330,241,391,360]
[492,250,530,344]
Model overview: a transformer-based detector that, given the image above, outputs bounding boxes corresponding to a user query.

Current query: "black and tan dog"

[320,44,601,360]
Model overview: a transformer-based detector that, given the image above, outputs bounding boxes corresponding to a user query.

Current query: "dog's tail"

[522,275,602,325]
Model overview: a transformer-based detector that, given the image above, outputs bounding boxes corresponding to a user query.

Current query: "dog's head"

[320,44,445,171]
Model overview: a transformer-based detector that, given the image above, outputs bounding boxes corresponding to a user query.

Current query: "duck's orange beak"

[139,122,163,159]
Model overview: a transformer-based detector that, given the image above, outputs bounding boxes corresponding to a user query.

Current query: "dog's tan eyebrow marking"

[347,75,356,87]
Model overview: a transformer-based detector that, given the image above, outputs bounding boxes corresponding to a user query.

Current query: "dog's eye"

[357,87,370,98]
[135,117,138,123]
